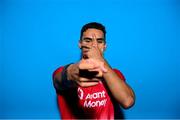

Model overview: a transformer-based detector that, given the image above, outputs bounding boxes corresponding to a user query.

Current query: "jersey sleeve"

[53,67,77,119]
[113,69,126,81]
[52,66,64,80]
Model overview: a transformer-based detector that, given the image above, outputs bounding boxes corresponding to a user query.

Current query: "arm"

[83,35,135,109]
[75,57,135,109]
[53,63,101,91]
[102,60,135,109]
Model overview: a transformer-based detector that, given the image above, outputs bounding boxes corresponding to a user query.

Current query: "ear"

[78,41,82,49]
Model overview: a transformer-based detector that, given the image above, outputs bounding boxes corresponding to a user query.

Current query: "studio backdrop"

[0,0,179,119]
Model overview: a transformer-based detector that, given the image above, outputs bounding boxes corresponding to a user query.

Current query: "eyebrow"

[82,37,105,41]
[82,37,92,41]
[97,38,104,41]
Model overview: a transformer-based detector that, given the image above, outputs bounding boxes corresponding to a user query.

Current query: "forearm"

[103,62,135,108]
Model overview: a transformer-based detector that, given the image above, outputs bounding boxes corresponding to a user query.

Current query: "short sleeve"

[52,66,64,80]
[113,69,126,81]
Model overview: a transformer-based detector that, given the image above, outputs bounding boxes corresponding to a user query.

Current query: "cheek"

[100,48,104,52]
[98,45,105,52]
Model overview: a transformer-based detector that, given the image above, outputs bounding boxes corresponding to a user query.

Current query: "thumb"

[100,63,108,73]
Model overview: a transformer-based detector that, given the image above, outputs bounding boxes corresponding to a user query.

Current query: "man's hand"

[83,34,104,61]
[79,58,107,77]
[67,34,108,87]
[67,63,101,87]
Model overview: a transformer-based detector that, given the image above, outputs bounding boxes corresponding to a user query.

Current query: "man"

[53,22,135,119]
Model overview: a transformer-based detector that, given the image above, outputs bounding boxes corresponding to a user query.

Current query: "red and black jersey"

[53,66,125,119]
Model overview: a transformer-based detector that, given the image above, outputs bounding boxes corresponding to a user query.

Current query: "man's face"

[79,28,106,57]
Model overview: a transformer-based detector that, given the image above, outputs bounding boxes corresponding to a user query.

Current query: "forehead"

[82,28,104,38]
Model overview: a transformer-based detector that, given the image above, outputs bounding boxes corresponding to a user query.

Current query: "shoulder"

[52,63,73,79]
[52,66,64,79]
[112,68,126,81]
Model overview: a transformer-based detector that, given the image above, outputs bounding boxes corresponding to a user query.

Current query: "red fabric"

[113,69,126,81]
[53,66,125,119]
[52,66,64,79]
[57,94,76,119]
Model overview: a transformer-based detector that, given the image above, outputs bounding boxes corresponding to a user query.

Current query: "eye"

[82,38,92,43]
[97,40,103,43]
[84,39,91,43]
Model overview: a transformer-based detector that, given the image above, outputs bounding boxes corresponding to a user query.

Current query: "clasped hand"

[76,35,107,87]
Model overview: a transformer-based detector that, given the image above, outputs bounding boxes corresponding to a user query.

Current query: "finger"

[79,77,100,82]
[81,45,91,49]
[79,59,95,69]
[91,77,102,81]
[100,65,108,73]
[91,60,107,73]
[79,59,100,72]
[79,58,100,69]
[88,67,100,72]
[77,81,99,87]
[87,58,100,68]
[92,34,98,48]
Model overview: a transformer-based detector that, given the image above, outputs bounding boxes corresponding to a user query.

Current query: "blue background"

[0,0,180,119]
